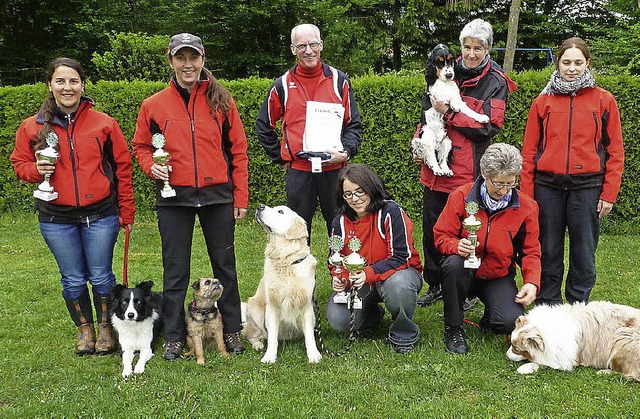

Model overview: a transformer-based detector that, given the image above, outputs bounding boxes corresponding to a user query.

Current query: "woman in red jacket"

[10,57,135,356]
[434,143,540,355]
[521,37,624,306]
[132,33,249,360]
[326,164,423,354]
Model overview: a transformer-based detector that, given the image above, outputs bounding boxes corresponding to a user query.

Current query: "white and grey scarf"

[480,182,512,213]
[540,68,596,96]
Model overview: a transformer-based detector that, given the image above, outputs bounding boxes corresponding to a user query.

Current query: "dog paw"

[261,353,277,364]
[477,115,490,124]
[133,365,145,375]
[506,346,526,362]
[516,362,540,374]
[122,368,133,378]
[197,358,205,366]
[252,341,264,351]
[442,169,453,177]
[307,350,322,363]
[597,369,614,375]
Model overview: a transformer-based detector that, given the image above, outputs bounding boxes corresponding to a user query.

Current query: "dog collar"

[189,301,218,317]
[291,255,308,265]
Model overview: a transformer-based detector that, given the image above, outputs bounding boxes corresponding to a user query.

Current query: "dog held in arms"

[242,204,322,364]
[110,281,162,378]
[411,44,490,177]
[184,277,228,364]
[506,301,640,381]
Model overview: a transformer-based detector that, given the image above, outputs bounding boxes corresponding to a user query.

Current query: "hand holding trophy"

[342,237,367,310]
[151,133,176,198]
[462,201,482,269]
[33,132,60,201]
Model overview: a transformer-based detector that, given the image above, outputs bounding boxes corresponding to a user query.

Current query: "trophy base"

[464,258,481,269]
[333,292,348,304]
[348,296,362,310]
[161,189,176,198]
[34,189,58,201]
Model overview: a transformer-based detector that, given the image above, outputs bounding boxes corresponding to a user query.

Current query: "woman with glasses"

[326,164,423,354]
[521,37,624,306]
[433,143,541,355]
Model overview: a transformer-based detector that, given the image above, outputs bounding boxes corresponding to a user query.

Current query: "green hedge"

[1,72,639,232]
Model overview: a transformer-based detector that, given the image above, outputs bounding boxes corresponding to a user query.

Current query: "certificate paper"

[303,101,345,152]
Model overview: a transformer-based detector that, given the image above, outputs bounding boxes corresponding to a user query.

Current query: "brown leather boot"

[93,292,116,354]
[76,323,96,356]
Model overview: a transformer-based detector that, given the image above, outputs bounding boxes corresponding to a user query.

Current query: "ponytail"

[202,67,232,117]
[35,93,57,150]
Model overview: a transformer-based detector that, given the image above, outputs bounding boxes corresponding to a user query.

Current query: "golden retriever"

[506,301,640,381]
[242,204,322,364]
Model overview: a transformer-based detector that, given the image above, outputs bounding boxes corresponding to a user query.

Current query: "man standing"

[256,23,362,241]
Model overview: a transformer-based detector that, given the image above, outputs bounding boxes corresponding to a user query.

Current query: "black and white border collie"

[411,44,489,177]
[110,281,162,378]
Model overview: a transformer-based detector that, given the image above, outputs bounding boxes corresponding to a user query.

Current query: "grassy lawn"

[1,212,639,418]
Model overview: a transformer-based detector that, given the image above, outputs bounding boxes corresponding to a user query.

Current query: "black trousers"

[421,186,449,288]
[441,255,523,334]
[285,167,340,242]
[157,204,241,341]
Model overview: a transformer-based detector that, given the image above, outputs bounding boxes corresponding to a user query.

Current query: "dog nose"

[258,204,265,210]
[127,312,134,319]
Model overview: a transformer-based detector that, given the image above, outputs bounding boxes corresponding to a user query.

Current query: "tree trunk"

[503,0,523,74]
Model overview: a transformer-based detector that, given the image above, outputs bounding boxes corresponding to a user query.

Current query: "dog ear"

[514,315,528,329]
[285,216,308,241]
[524,333,545,353]
[192,280,200,290]
[110,284,126,299]
[137,281,154,292]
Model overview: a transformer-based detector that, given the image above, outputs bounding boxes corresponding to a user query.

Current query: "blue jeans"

[326,268,423,346]
[39,215,119,299]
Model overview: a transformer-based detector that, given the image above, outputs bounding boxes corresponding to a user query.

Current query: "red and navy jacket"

[11,97,135,225]
[133,78,249,208]
[255,62,362,172]
[329,200,423,285]
[413,59,517,193]
[520,86,624,203]
[433,179,541,289]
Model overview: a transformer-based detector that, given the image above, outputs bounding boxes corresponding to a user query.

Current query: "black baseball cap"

[168,33,205,56]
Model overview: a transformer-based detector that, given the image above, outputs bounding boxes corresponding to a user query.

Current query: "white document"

[303,101,345,152]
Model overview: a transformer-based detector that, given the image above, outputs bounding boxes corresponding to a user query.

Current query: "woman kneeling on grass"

[10,57,135,356]
[326,164,423,354]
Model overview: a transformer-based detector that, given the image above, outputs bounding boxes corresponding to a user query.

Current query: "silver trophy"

[33,132,60,201]
[151,133,176,198]
[328,235,349,304]
[342,237,366,310]
[462,201,482,269]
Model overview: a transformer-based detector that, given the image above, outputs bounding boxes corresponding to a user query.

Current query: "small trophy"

[462,201,482,269]
[33,132,60,202]
[342,237,367,310]
[328,235,349,304]
[151,133,176,198]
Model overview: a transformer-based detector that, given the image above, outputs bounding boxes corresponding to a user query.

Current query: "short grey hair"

[480,143,522,179]
[291,24,321,44]
[459,18,493,49]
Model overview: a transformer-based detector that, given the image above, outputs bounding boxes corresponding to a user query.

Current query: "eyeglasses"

[343,188,366,200]
[488,178,518,190]
[291,42,322,52]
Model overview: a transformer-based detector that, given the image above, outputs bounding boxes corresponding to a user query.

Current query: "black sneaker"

[163,340,184,361]
[417,285,442,307]
[224,332,245,355]
[463,296,479,312]
[392,343,414,354]
[444,326,468,355]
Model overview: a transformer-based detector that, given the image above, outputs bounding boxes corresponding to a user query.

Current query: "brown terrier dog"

[184,278,228,364]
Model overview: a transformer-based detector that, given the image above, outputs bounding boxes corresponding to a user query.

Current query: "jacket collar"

[35,96,94,127]
[464,177,521,213]
[290,61,332,78]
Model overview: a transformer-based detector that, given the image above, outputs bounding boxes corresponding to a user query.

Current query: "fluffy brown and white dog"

[506,301,640,381]
[242,204,322,364]
[411,44,490,177]
[184,278,228,365]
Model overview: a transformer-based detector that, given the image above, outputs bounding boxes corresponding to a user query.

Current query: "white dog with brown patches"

[507,301,640,381]
[242,204,322,364]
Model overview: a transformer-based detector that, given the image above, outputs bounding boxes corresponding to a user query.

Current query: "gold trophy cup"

[462,201,482,269]
[151,133,176,198]
[342,237,366,309]
[33,132,60,202]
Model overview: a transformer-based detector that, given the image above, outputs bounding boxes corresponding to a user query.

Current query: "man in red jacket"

[256,23,362,241]
[433,144,540,355]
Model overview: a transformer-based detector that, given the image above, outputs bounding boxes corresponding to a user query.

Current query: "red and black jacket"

[255,62,362,172]
[11,97,135,225]
[413,59,517,193]
[133,78,249,208]
[433,179,541,289]
[520,86,624,203]
[329,200,423,285]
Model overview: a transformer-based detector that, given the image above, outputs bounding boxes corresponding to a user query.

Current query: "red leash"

[122,225,131,287]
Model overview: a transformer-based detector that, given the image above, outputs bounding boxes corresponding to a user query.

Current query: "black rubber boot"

[64,290,96,356]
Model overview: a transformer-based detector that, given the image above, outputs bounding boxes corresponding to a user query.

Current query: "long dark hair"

[335,164,393,219]
[35,57,85,150]
[202,67,232,116]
